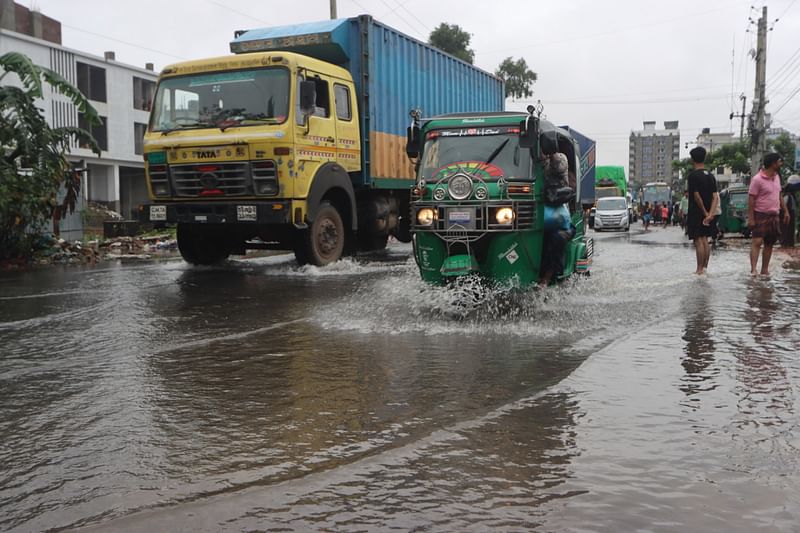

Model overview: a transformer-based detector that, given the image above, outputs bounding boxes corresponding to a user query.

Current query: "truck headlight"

[153,183,169,196]
[416,208,436,226]
[495,207,515,224]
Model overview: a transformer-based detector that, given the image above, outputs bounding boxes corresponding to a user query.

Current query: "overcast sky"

[26,0,800,168]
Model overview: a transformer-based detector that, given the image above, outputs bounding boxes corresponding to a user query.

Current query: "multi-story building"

[628,120,680,192]
[1,0,156,239]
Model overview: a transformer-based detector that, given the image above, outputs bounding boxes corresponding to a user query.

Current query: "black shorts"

[687,220,716,240]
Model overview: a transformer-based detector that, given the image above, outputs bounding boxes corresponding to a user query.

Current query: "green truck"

[595,166,627,200]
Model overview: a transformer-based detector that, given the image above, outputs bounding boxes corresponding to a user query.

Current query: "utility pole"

[330,0,337,19]
[749,6,768,179]
[730,94,746,140]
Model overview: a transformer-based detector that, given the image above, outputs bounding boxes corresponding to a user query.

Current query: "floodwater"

[1,227,798,532]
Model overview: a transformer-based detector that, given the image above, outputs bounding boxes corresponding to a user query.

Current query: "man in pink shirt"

[748,153,790,277]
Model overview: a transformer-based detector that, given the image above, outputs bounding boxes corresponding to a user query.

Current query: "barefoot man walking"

[748,152,790,278]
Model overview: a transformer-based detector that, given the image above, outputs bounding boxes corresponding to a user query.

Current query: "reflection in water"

[735,282,794,427]
[3,240,800,531]
[680,280,719,402]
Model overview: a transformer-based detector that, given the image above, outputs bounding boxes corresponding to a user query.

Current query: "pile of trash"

[33,234,178,265]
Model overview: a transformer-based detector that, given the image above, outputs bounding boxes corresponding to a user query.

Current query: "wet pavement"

[1,225,799,532]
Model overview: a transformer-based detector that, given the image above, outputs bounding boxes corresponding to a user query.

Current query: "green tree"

[674,140,752,190]
[767,133,797,181]
[428,23,474,64]
[706,140,751,176]
[495,57,537,100]
[1,51,100,260]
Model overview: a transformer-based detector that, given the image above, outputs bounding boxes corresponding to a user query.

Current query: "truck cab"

[141,52,361,264]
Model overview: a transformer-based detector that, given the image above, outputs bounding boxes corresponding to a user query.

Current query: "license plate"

[448,210,472,224]
[237,205,257,221]
[149,205,166,221]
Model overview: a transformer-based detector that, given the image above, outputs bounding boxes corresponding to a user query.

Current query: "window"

[296,74,330,124]
[134,122,147,155]
[133,77,155,111]
[151,68,290,131]
[311,77,330,117]
[76,62,107,102]
[717,166,724,175]
[79,113,108,151]
[334,84,352,120]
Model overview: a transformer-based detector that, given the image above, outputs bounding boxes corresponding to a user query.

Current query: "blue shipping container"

[231,15,505,186]
[560,126,596,206]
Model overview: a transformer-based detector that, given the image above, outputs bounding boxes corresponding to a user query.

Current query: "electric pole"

[730,94,746,140]
[330,0,337,19]
[749,6,768,179]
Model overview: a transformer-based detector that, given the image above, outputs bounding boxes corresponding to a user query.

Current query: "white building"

[1,1,156,239]
[692,128,740,189]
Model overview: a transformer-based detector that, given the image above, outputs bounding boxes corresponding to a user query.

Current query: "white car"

[594,196,630,232]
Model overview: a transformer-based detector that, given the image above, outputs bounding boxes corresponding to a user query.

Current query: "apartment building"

[628,120,680,191]
[1,1,156,239]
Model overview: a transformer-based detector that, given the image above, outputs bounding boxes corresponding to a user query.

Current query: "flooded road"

[1,226,799,532]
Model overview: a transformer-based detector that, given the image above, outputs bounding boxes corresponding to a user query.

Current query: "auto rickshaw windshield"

[420,132,532,181]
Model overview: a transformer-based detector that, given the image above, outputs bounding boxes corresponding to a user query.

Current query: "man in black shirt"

[686,147,719,274]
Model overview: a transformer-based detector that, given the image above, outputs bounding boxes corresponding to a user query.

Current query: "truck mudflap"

[139,201,292,225]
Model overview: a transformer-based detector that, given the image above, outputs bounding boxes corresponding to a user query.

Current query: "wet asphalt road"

[1,225,799,532]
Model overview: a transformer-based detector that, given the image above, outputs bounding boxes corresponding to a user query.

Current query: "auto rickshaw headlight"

[417,208,436,226]
[495,207,515,224]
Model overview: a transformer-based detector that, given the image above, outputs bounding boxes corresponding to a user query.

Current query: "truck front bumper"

[139,201,293,225]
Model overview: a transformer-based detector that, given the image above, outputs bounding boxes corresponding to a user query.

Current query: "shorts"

[687,220,716,240]
[643,214,652,223]
[751,211,780,245]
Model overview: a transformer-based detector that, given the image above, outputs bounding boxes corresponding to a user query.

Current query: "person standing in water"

[685,147,719,275]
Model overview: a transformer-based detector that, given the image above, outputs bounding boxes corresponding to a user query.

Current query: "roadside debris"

[31,234,178,266]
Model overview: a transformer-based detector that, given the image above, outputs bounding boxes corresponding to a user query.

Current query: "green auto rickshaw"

[718,185,750,238]
[405,109,592,287]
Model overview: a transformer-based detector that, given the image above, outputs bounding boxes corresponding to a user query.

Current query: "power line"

[202,0,271,26]
[391,0,434,34]
[768,43,800,87]
[60,23,186,61]
[772,83,800,115]
[523,94,731,106]
[476,4,739,56]
[376,0,427,40]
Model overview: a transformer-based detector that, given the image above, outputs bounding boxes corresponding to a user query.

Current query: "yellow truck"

[139,16,503,265]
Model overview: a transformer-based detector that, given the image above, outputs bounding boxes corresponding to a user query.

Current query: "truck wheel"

[177,224,230,265]
[297,201,345,266]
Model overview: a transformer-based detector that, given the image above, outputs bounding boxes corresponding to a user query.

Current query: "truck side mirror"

[406,125,420,159]
[518,116,537,149]
[299,80,316,117]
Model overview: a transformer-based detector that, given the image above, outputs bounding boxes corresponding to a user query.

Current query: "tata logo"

[193,150,219,159]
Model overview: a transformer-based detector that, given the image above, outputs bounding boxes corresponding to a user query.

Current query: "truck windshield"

[150,67,290,132]
[420,131,531,181]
